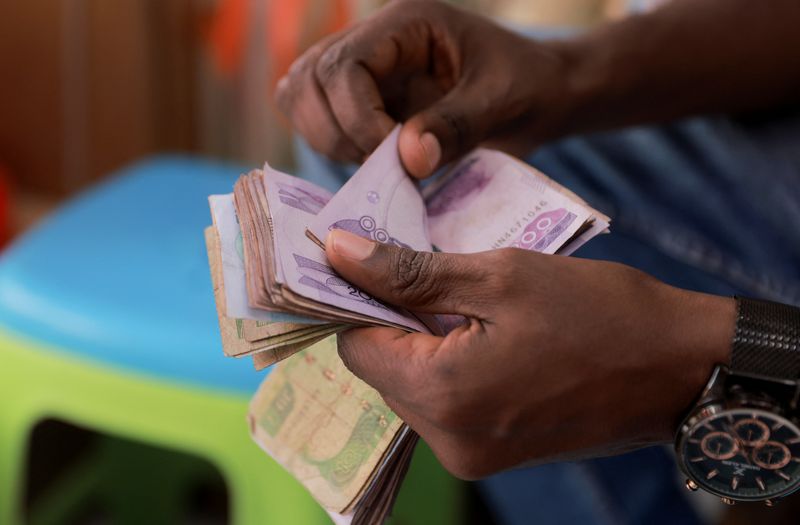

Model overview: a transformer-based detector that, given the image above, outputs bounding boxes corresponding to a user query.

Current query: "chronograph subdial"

[733,418,771,447]
[700,431,739,460]
[753,441,792,470]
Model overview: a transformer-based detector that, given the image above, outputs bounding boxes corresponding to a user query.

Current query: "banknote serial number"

[490,202,547,249]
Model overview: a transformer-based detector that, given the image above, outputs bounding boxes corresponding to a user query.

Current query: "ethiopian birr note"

[206,225,334,363]
[262,166,431,333]
[249,336,404,513]
[309,126,431,252]
[209,193,321,324]
[205,226,262,357]
[424,149,595,254]
[251,331,332,371]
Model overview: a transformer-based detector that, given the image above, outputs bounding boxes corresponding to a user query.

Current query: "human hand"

[276,0,572,178]
[324,229,736,479]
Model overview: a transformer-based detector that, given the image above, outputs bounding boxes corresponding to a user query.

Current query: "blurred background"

[9,1,789,525]
[0,0,638,239]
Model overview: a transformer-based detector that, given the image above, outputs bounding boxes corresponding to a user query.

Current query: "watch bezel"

[677,406,800,501]
[676,366,800,502]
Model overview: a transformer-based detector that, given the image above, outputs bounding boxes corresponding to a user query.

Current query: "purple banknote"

[426,157,491,217]
[509,208,577,253]
[309,126,432,252]
[424,149,593,254]
[263,164,431,333]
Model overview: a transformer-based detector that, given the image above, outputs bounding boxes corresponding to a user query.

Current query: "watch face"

[680,408,800,500]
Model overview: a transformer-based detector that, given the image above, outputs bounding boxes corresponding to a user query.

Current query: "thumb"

[398,85,488,178]
[325,229,494,318]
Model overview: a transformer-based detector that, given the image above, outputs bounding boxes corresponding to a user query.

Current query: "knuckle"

[315,42,349,87]
[436,110,471,152]
[274,78,293,114]
[288,47,314,76]
[491,249,528,294]
[390,250,441,305]
[287,58,311,90]
[287,57,305,78]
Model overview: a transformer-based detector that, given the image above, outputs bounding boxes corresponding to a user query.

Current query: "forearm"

[547,0,800,138]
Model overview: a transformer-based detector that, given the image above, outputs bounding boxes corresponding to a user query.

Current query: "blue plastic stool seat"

[0,156,262,393]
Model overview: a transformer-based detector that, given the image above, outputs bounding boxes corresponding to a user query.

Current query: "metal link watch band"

[731,296,800,380]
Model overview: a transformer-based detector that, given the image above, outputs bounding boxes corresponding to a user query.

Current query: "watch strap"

[731,296,800,380]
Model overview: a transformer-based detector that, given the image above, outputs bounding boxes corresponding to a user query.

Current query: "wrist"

[492,28,635,149]
[541,31,633,141]
[510,38,584,147]
[664,289,736,432]
[541,10,684,141]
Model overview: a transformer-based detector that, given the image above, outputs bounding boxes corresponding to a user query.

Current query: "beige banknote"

[205,226,338,367]
[248,336,408,514]
[251,333,331,371]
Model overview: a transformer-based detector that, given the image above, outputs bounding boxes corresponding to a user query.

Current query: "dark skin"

[323,230,734,479]
[277,0,800,479]
[277,0,800,176]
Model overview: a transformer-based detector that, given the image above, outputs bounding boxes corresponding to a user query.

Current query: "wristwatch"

[675,296,800,505]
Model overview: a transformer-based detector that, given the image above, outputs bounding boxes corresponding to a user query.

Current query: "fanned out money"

[206,228,409,523]
[205,126,610,522]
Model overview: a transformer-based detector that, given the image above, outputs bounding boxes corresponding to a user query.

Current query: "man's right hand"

[276,0,572,178]
[278,0,800,175]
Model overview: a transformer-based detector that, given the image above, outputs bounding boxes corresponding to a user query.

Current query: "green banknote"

[248,336,404,513]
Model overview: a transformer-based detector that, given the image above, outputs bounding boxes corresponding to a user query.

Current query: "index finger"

[314,16,433,154]
[315,37,397,154]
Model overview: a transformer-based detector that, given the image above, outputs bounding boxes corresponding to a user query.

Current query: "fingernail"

[328,229,376,261]
[419,132,441,172]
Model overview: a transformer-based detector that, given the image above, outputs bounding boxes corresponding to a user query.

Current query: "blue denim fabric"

[533,114,800,304]
[293,111,800,525]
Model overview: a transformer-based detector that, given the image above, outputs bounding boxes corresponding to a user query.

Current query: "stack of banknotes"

[205,127,610,523]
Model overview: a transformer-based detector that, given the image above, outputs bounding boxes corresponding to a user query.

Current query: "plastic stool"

[0,157,462,524]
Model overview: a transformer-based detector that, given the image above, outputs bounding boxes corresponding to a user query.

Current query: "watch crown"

[720,497,736,505]
[765,499,777,507]
[685,479,699,491]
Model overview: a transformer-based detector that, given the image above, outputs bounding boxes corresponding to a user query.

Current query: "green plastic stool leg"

[0,410,32,525]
